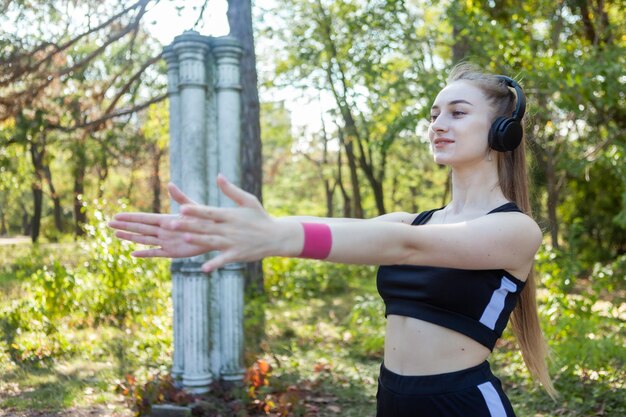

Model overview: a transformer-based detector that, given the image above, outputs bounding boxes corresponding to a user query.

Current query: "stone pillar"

[213,38,245,381]
[164,31,245,393]
[171,31,212,393]
[162,45,184,383]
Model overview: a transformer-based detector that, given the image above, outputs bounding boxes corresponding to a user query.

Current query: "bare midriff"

[384,314,491,375]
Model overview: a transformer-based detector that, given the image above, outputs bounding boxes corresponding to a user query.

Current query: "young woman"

[110,63,555,416]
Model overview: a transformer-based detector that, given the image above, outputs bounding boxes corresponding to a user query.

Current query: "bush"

[80,206,170,326]
[0,200,171,367]
[346,294,385,359]
[590,254,626,303]
[263,257,374,300]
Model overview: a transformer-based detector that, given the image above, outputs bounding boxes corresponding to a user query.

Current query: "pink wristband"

[299,222,332,259]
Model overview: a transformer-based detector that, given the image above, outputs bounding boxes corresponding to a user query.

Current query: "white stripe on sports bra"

[479,276,517,330]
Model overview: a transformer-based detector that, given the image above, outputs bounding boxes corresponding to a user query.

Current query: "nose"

[430,115,448,133]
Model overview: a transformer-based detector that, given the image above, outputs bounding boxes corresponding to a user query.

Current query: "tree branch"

[101,52,163,122]
[0,0,153,88]
[48,93,167,132]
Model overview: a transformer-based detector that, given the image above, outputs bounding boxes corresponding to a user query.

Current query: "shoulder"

[472,210,542,257]
[483,210,542,240]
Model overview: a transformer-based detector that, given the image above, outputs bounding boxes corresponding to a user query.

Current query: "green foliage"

[0,200,171,368]
[535,245,582,292]
[559,159,626,268]
[590,254,626,304]
[8,330,72,366]
[263,257,374,300]
[524,244,626,415]
[346,294,385,359]
[80,205,170,325]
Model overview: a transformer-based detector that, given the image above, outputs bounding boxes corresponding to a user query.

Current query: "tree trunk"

[72,144,88,236]
[151,146,162,213]
[356,145,385,215]
[578,0,598,45]
[227,0,264,294]
[22,211,31,236]
[96,148,109,199]
[336,148,351,218]
[29,140,45,242]
[44,165,63,232]
[324,179,335,218]
[0,209,6,235]
[20,202,31,236]
[372,179,385,215]
[338,128,363,218]
[451,2,469,63]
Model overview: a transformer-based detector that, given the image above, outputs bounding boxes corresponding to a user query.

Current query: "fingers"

[114,231,161,246]
[164,217,218,235]
[182,233,229,250]
[168,183,198,205]
[112,212,169,225]
[132,248,169,258]
[179,204,230,222]
[217,174,262,209]
[109,220,160,236]
[201,253,235,273]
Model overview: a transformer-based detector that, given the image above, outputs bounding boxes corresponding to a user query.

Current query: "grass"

[260,296,381,416]
[0,329,132,415]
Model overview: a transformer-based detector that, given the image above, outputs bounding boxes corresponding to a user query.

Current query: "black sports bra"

[376,202,526,350]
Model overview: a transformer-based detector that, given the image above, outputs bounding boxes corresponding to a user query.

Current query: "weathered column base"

[181,261,212,394]
[150,404,191,417]
[218,263,245,382]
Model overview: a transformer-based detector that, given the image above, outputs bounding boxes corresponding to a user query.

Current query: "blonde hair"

[447,63,556,398]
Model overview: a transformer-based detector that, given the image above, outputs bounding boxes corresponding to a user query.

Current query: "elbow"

[394,239,422,266]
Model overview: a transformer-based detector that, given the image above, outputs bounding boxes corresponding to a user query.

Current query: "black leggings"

[376,361,516,417]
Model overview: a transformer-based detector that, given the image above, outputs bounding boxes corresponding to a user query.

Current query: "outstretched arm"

[165,175,541,277]
[110,176,415,260]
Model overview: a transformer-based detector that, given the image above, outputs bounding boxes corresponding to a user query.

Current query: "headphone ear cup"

[489,117,523,152]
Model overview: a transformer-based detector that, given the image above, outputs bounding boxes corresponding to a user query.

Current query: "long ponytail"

[498,130,557,399]
[448,63,556,398]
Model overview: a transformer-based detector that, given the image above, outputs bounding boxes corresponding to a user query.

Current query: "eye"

[430,114,439,122]
[452,111,466,117]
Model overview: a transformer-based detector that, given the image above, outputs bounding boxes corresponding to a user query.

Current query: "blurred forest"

[0,0,624,416]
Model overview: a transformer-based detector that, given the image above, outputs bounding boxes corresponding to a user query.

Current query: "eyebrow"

[431,99,474,110]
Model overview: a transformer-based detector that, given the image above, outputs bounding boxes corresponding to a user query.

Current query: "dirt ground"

[0,237,31,246]
[0,407,132,417]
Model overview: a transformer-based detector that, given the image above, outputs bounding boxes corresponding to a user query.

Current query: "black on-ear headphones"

[488,75,526,152]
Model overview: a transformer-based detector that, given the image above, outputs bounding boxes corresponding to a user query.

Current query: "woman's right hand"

[108,183,212,258]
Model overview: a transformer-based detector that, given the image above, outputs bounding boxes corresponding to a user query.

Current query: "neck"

[447,160,506,214]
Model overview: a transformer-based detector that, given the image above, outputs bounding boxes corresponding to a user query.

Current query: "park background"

[0,0,624,416]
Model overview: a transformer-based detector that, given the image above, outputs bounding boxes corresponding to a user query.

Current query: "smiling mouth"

[434,138,454,145]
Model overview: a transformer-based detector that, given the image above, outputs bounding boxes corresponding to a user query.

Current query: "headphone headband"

[495,75,526,120]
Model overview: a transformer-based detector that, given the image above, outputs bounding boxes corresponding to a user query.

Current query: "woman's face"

[428,80,493,166]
